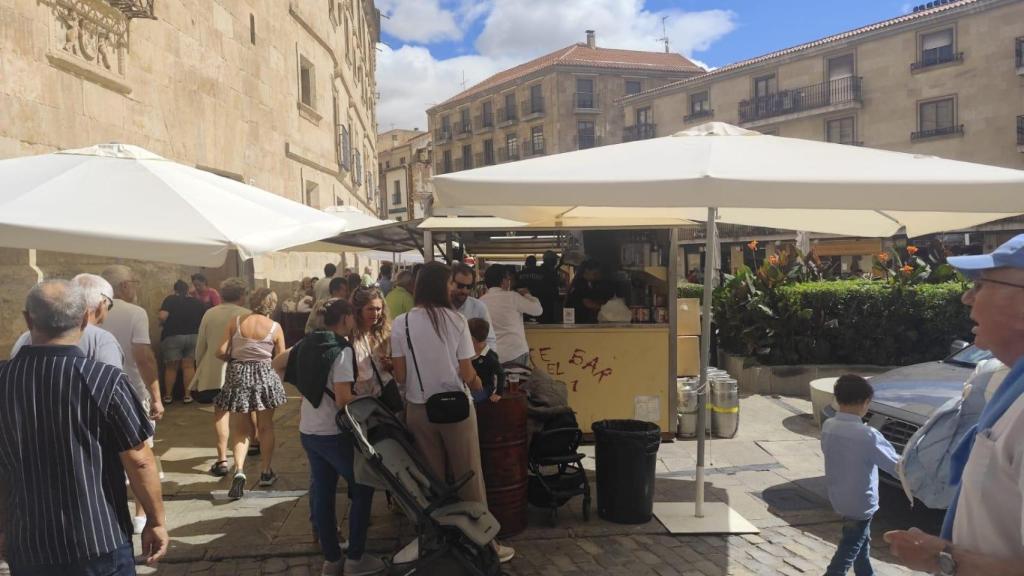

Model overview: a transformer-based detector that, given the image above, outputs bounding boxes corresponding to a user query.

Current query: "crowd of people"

[3,235,1024,576]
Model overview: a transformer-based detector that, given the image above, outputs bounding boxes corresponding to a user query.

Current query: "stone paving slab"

[134,389,928,574]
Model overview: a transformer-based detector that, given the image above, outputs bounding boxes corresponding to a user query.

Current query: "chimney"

[585,30,596,49]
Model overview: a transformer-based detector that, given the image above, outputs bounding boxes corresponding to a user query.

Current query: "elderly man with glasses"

[10,273,123,368]
[886,234,1024,576]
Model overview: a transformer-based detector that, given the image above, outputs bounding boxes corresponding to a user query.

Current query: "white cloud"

[377,0,462,43]
[376,0,737,129]
[376,44,516,131]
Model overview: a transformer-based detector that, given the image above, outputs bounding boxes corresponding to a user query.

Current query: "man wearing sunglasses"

[451,262,496,349]
[10,273,124,369]
[886,234,1024,575]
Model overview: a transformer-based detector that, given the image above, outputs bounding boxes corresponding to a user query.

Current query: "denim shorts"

[161,333,197,362]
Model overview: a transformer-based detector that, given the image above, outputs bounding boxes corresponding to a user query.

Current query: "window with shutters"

[913,96,962,140]
[826,117,857,145]
[914,28,960,70]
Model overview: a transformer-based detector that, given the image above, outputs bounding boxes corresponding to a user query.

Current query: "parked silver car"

[822,344,992,455]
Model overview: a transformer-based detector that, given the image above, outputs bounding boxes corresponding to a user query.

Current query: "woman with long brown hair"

[350,287,392,398]
[215,288,287,499]
[390,262,514,563]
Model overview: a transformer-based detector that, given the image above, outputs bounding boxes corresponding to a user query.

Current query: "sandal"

[183,395,193,404]
[162,395,173,404]
[209,460,229,477]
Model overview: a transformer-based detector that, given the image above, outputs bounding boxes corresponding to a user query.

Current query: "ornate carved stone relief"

[46,0,132,93]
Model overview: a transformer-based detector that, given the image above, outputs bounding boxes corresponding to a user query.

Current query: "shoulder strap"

[365,337,384,385]
[405,314,425,394]
[325,340,357,401]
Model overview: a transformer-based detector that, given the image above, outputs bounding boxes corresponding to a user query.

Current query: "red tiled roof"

[622,0,985,102]
[431,44,704,111]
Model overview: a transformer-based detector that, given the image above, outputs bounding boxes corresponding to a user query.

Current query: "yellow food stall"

[420,221,701,437]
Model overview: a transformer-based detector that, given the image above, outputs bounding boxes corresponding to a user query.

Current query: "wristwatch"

[938,544,957,576]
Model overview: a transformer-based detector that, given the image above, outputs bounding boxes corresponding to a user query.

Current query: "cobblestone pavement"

[133,388,933,575]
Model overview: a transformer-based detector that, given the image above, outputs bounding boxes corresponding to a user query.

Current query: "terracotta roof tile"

[431,44,703,111]
[621,0,984,102]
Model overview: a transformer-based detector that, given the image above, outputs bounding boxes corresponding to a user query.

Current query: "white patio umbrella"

[432,122,1024,529]
[0,143,352,267]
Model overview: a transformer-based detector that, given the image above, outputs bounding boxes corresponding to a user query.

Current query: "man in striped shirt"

[0,280,167,575]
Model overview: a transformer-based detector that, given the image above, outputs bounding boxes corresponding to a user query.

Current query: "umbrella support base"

[653,502,759,535]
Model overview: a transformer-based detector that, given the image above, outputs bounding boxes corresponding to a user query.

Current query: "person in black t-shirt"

[564,259,610,324]
[159,280,207,403]
[467,318,504,404]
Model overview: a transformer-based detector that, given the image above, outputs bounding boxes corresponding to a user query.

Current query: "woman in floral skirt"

[216,288,288,499]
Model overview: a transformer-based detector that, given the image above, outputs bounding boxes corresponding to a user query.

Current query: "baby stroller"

[339,397,502,576]
[521,370,591,525]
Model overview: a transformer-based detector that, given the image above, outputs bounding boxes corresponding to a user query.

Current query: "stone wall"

[0,0,380,356]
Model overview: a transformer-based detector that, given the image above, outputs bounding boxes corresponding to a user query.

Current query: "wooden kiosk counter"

[525,323,671,434]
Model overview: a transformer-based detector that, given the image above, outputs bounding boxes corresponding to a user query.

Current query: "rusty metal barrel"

[476,393,529,537]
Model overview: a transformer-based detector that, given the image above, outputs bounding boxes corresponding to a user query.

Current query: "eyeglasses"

[103,295,114,311]
[454,281,474,290]
[973,278,1024,291]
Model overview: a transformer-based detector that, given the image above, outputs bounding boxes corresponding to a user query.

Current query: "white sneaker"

[133,516,147,535]
[344,554,386,576]
[320,559,342,576]
[494,542,515,563]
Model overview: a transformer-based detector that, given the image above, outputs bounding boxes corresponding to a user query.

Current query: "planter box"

[719,352,894,398]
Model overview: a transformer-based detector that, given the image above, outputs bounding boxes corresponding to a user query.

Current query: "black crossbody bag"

[405,314,469,424]
[367,343,405,413]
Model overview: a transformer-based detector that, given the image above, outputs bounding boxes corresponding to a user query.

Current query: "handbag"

[405,315,469,424]
[368,344,404,413]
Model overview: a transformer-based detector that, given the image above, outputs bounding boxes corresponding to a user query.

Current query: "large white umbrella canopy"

[432,122,1024,521]
[432,122,1024,236]
[0,143,352,267]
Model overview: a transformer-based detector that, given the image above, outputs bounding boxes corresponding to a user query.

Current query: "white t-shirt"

[953,392,1024,558]
[353,334,390,397]
[11,324,124,368]
[391,308,474,404]
[300,347,355,436]
[479,288,542,362]
[102,299,152,402]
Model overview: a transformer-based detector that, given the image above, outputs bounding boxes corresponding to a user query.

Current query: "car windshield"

[946,345,993,367]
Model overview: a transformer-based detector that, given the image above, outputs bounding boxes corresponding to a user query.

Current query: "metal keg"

[710,378,739,438]
[676,378,699,438]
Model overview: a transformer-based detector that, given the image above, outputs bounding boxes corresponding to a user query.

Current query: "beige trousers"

[405,401,487,504]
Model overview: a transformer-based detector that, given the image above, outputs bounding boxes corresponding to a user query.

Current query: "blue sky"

[375,1,918,130]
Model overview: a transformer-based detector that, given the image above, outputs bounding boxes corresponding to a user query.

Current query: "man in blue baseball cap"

[886,234,1024,575]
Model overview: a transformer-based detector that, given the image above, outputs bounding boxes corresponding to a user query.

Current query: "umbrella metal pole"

[695,207,717,518]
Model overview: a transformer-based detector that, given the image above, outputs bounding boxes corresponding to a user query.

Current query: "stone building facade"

[0,0,380,355]
[427,31,703,175]
[619,0,1024,272]
[377,128,432,221]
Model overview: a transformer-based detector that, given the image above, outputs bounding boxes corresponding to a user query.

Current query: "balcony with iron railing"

[623,123,656,142]
[456,120,473,138]
[108,0,156,19]
[575,92,599,112]
[911,50,964,72]
[911,123,964,141]
[575,133,601,150]
[525,137,546,156]
[738,76,862,124]
[684,108,714,123]
[474,111,495,130]
[521,96,545,117]
[1017,37,1024,75]
[498,146,520,162]
[434,127,451,143]
[497,107,517,125]
[1017,115,1024,149]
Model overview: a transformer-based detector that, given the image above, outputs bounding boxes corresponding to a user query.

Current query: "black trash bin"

[592,419,661,524]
